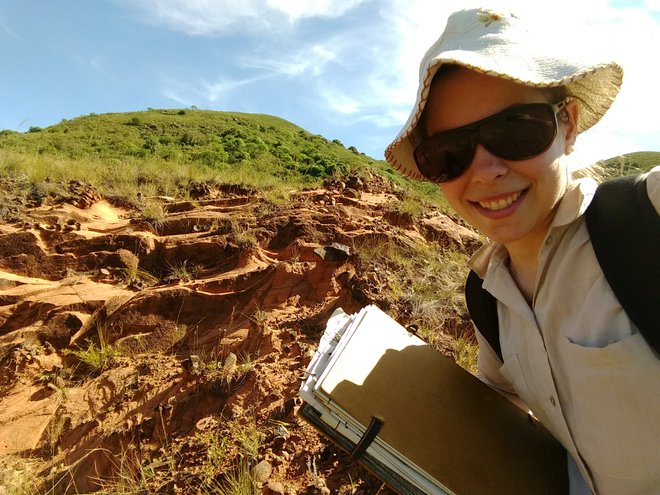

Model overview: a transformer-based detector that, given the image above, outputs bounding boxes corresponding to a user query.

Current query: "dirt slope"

[0,174,480,494]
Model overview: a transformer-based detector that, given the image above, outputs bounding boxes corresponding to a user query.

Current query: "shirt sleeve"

[645,165,660,215]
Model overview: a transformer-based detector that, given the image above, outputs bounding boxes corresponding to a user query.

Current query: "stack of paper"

[299,305,567,495]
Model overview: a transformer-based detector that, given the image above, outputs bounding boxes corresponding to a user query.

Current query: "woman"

[385,8,659,495]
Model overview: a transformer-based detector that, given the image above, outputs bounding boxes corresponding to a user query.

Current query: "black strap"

[465,269,502,361]
[585,174,660,353]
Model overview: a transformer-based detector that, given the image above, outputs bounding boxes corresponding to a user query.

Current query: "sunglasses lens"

[482,105,557,160]
[414,103,559,182]
[414,132,474,182]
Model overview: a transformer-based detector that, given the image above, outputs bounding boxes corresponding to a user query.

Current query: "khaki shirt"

[469,167,660,495]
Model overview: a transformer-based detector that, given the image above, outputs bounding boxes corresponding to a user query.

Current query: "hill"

[0,109,447,223]
[0,109,364,179]
[598,151,660,178]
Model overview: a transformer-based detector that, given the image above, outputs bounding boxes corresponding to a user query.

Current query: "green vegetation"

[599,151,660,179]
[66,326,118,376]
[0,109,367,203]
[353,237,470,344]
[0,108,453,214]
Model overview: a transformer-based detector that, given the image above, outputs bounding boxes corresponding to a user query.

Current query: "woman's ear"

[563,100,579,154]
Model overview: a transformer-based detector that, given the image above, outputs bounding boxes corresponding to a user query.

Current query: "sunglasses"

[414,100,567,182]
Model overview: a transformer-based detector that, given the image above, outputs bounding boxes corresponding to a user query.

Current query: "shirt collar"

[468,177,598,278]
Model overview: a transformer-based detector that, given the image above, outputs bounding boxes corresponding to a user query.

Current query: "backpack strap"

[465,173,660,360]
[465,269,502,361]
[585,173,660,353]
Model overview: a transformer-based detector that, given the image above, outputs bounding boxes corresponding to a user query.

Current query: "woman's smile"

[473,189,526,213]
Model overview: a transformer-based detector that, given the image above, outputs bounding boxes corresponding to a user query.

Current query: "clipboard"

[299,305,568,494]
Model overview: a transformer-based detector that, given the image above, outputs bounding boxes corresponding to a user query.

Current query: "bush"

[180,131,206,146]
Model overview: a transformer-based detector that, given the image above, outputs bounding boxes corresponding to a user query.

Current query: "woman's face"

[424,68,577,250]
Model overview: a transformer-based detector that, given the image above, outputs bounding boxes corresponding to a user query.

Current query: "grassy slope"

[599,151,660,178]
[0,108,447,212]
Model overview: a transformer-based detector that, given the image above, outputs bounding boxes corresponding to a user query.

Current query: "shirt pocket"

[559,333,660,481]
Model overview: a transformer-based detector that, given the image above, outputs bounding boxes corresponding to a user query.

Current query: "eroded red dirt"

[0,175,480,494]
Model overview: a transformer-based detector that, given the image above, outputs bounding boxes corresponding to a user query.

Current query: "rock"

[306,480,330,495]
[345,176,364,191]
[313,243,351,261]
[253,460,272,483]
[342,187,360,199]
[195,416,220,431]
[223,352,237,373]
[116,248,139,273]
[181,355,202,375]
[263,480,285,494]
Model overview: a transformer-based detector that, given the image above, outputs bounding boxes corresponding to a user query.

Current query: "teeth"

[478,191,522,210]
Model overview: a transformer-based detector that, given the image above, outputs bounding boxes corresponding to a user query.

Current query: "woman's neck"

[505,227,549,305]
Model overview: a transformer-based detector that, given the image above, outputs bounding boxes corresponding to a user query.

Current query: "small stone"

[342,188,360,199]
[263,480,285,494]
[53,376,67,389]
[181,355,202,375]
[313,243,350,261]
[346,176,364,190]
[195,416,219,431]
[274,424,290,439]
[253,460,272,483]
[223,352,237,373]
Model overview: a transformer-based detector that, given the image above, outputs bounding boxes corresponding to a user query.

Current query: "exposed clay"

[0,175,481,494]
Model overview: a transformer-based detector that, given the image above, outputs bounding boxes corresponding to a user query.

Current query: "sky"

[1,0,659,167]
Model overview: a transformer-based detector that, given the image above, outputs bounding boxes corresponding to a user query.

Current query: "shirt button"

[545,236,552,245]
[550,396,556,406]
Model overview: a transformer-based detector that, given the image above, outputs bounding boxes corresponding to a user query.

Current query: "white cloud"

[131,0,659,160]
[161,74,268,107]
[644,0,660,12]
[320,88,362,114]
[132,0,271,35]
[266,0,367,21]
[241,44,338,77]
[123,0,366,35]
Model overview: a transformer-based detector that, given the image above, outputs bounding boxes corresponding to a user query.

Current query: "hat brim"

[384,10,623,180]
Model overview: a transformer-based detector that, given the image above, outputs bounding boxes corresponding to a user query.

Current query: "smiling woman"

[385,7,660,495]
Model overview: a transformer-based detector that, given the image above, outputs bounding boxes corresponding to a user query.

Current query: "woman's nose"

[467,144,509,183]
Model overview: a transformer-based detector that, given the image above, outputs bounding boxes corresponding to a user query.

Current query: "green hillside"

[599,151,660,178]
[0,109,368,182]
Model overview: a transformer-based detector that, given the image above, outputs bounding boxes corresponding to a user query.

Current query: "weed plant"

[67,325,117,375]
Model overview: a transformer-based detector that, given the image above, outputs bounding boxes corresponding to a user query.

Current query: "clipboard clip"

[351,415,384,460]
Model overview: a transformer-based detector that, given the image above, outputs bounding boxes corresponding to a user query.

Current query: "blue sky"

[1,0,659,166]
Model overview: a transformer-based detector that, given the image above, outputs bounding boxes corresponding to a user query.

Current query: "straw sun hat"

[384,7,624,180]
